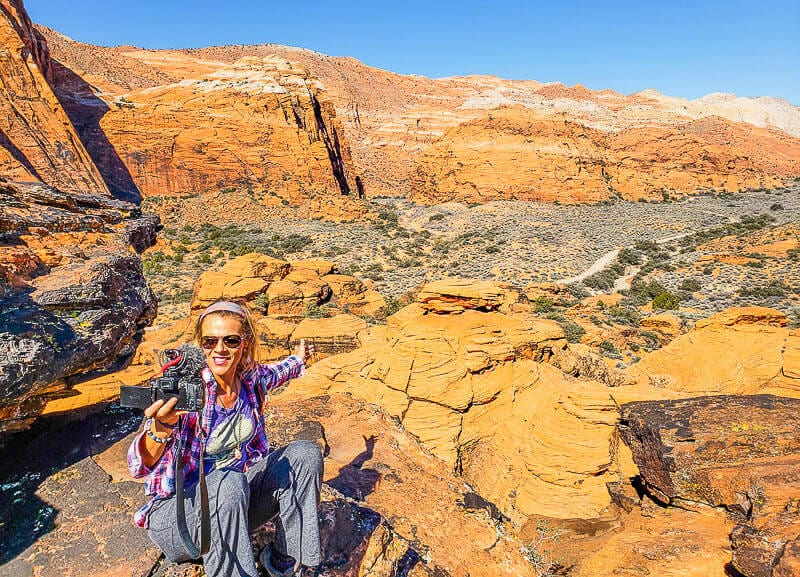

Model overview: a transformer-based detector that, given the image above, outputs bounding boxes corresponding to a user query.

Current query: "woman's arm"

[127,397,183,475]
[257,339,313,392]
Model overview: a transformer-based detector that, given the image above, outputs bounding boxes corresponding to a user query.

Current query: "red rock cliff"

[0,0,108,193]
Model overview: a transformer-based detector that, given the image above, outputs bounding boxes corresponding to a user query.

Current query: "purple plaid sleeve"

[255,355,305,393]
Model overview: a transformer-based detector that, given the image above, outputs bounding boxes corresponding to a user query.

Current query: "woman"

[127,300,322,577]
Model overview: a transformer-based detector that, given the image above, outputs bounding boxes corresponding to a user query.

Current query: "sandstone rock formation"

[0,182,157,433]
[625,307,800,394]
[0,0,108,193]
[620,394,800,577]
[32,25,800,209]
[411,107,800,203]
[36,28,366,218]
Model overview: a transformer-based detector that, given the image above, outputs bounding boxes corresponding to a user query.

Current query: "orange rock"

[320,274,366,299]
[627,307,798,394]
[417,279,521,313]
[640,313,683,340]
[0,1,108,194]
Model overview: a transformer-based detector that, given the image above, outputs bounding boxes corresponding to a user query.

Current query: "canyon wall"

[0,0,107,193]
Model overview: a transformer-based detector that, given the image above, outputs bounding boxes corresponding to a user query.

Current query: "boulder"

[416,279,521,313]
[0,183,157,434]
[626,307,799,395]
[620,395,800,577]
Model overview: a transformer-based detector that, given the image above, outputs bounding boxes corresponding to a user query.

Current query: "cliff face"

[36,28,800,207]
[40,32,364,216]
[0,0,108,193]
[411,107,800,203]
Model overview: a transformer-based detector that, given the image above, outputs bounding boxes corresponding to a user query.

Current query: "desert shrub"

[770,203,784,211]
[428,213,445,222]
[626,280,668,305]
[583,261,625,291]
[678,278,702,292]
[566,283,590,300]
[652,291,680,310]
[485,245,500,254]
[618,247,642,265]
[599,340,622,359]
[532,297,554,313]
[252,293,268,311]
[740,280,790,298]
[640,330,661,349]
[305,302,330,319]
[608,306,641,326]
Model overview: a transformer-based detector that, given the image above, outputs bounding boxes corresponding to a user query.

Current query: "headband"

[199,301,247,321]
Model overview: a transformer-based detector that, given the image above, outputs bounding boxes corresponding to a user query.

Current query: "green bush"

[599,340,622,359]
[652,291,680,310]
[550,317,585,343]
[740,280,789,298]
[608,306,641,326]
[626,280,668,305]
[532,297,554,313]
[678,278,702,292]
[428,214,445,222]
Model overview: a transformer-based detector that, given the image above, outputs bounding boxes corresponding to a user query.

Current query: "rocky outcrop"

[42,35,367,217]
[0,0,108,193]
[411,107,800,203]
[191,252,385,325]
[288,279,676,523]
[0,182,157,433]
[619,394,800,577]
[625,307,800,394]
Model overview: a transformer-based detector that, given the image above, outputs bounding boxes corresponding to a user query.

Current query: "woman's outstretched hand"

[294,338,315,365]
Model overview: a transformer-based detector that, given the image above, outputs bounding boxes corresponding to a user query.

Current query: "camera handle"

[175,435,210,559]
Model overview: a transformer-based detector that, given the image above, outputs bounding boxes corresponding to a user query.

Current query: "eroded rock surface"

[620,394,800,577]
[0,182,157,433]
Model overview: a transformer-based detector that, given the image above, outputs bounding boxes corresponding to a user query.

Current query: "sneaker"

[259,546,297,577]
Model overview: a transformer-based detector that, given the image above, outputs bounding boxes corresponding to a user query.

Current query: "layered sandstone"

[36,28,366,216]
[0,182,158,433]
[35,27,800,207]
[412,107,800,203]
[0,0,107,193]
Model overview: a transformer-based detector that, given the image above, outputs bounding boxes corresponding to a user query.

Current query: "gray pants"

[146,441,323,577]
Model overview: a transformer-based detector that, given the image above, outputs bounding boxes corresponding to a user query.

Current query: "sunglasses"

[200,334,244,350]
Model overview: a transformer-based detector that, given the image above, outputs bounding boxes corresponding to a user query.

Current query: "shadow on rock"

[49,60,141,204]
[0,402,142,564]
[327,435,381,502]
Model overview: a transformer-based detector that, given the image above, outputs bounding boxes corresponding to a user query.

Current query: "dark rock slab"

[619,394,800,577]
[0,456,159,577]
[618,395,800,510]
[0,182,158,434]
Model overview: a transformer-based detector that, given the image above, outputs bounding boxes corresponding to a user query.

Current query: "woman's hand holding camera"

[145,397,186,431]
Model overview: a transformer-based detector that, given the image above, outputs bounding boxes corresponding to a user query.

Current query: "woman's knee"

[284,440,323,475]
[210,469,250,514]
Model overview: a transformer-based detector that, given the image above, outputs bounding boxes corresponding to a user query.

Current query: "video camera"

[119,344,206,412]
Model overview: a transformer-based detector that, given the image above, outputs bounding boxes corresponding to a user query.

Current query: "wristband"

[146,419,173,444]
[156,418,178,429]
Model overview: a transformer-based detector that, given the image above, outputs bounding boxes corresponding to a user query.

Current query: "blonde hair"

[192,300,260,373]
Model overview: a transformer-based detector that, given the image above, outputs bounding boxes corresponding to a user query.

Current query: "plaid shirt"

[127,355,304,528]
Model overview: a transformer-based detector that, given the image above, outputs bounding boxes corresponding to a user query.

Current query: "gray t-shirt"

[204,394,255,470]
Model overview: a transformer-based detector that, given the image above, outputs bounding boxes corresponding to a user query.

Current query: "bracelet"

[156,418,178,429]
[146,419,173,444]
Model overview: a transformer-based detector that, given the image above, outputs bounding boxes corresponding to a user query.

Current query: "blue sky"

[26,0,800,104]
